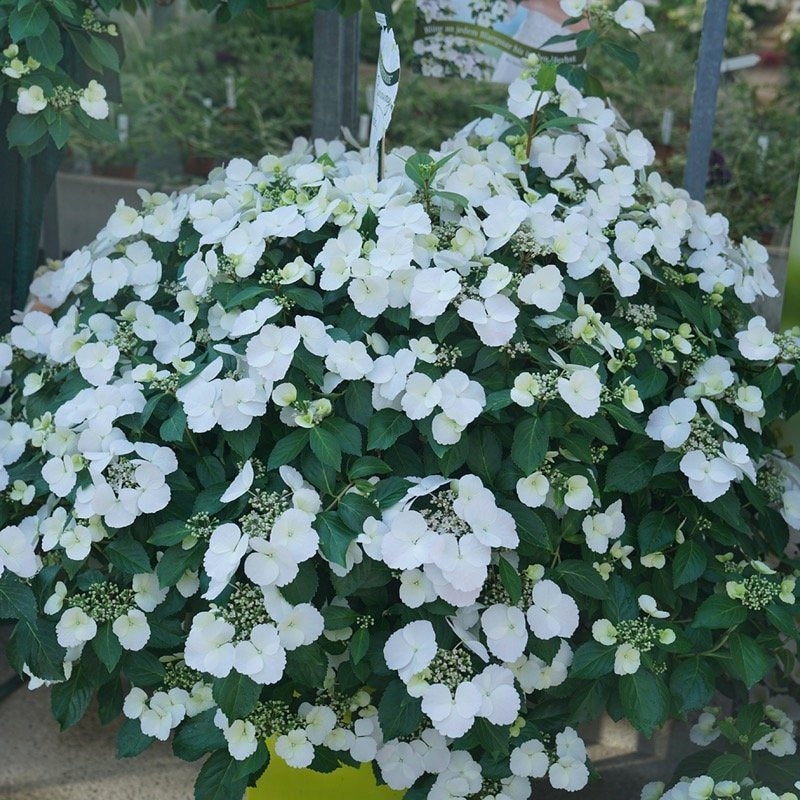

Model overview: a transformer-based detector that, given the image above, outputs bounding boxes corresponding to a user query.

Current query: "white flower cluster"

[2,19,798,800]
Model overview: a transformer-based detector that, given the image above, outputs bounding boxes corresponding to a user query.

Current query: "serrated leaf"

[555,559,608,600]
[92,621,122,671]
[0,573,37,623]
[285,644,327,688]
[498,556,522,605]
[605,450,653,493]
[105,532,151,575]
[367,409,412,451]
[212,672,260,719]
[160,407,187,442]
[117,717,155,757]
[51,660,93,730]
[570,641,614,679]
[673,540,707,588]
[310,426,342,471]
[669,657,715,713]
[511,415,549,474]
[172,709,227,761]
[194,750,248,800]
[378,680,422,741]
[619,670,670,736]
[350,627,369,665]
[727,633,769,688]
[267,428,309,470]
[637,511,676,555]
[692,594,748,629]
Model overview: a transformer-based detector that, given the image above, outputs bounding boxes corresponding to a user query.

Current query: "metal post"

[312,11,361,140]
[42,180,61,262]
[684,0,730,201]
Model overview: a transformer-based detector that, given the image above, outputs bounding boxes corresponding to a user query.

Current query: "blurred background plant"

[65,0,799,243]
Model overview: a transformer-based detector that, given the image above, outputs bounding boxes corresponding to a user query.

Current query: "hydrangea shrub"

[1,8,800,800]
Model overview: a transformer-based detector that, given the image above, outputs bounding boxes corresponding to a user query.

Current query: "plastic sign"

[370,12,401,175]
[413,0,585,83]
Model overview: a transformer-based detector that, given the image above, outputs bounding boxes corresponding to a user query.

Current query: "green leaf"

[669,657,715,714]
[0,573,37,623]
[92,621,122,672]
[106,532,151,575]
[267,428,309,470]
[350,628,369,665]
[347,456,391,480]
[601,41,640,73]
[603,575,638,623]
[555,560,608,600]
[568,678,612,726]
[310,426,342,471]
[707,491,751,536]
[173,709,227,762]
[434,308,459,341]
[224,420,261,460]
[117,717,155,757]
[570,641,614,679]
[344,381,373,427]
[377,680,422,741]
[212,672,261,719]
[315,511,357,567]
[673,540,707,588]
[766,602,800,640]
[24,19,62,68]
[160,407,187,442]
[49,114,70,149]
[471,718,509,755]
[619,671,670,736]
[367,409,412,451]
[9,3,49,42]
[148,520,189,547]
[7,617,66,681]
[754,753,800,792]
[194,750,248,800]
[123,650,165,686]
[97,677,124,725]
[637,511,676,555]
[323,418,362,456]
[338,493,378,534]
[87,35,120,71]
[692,594,748,629]
[466,428,502,483]
[322,605,358,630]
[511,415,549,474]
[536,115,591,133]
[156,545,200,589]
[707,753,750,782]
[6,112,47,148]
[51,660,93,730]
[498,557,522,605]
[285,644,327,688]
[605,450,653,494]
[727,633,769,688]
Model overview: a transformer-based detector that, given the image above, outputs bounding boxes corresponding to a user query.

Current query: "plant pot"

[184,154,217,178]
[247,740,402,800]
[91,162,138,180]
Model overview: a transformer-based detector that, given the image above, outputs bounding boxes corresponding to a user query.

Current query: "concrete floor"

[0,621,688,800]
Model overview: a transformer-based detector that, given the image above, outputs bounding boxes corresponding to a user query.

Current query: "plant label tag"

[370,13,401,175]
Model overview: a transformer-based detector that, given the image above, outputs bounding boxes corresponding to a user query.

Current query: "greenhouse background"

[1,0,800,798]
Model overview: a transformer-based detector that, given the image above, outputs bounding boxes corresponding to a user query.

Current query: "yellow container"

[247,740,403,800]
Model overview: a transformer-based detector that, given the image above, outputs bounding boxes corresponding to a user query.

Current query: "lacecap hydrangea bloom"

[1,7,799,799]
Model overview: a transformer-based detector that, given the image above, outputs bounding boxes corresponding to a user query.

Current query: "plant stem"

[526,91,545,160]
